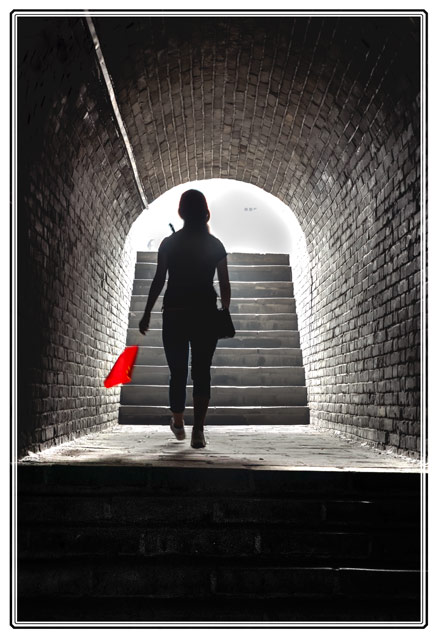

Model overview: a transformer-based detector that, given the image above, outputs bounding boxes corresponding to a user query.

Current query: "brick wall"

[17,17,142,456]
[282,22,421,455]
[298,105,421,457]
[17,15,422,457]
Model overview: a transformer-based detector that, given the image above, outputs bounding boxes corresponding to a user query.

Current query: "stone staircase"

[16,465,422,623]
[119,251,310,426]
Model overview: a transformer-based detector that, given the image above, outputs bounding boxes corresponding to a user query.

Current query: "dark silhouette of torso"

[160,227,226,310]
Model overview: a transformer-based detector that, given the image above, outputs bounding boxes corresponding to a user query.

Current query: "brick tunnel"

[16,14,422,460]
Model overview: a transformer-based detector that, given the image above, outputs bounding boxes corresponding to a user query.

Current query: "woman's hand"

[138,249,168,336]
[139,312,151,335]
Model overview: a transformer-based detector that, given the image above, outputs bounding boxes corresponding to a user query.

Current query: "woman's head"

[178,189,210,229]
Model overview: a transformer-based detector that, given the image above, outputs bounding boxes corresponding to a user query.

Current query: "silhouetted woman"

[139,189,231,448]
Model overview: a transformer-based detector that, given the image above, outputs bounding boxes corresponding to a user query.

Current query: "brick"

[338,568,421,598]
[92,561,212,597]
[214,566,340,596]
[18,560,94,597]
[213,498,324,524]
[140,527,258,557]
[259,530,370,561]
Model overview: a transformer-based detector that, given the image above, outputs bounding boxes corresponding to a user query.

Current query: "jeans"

[162,308,218,413]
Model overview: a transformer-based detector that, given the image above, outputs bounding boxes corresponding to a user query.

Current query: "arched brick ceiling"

[94,15,420,229]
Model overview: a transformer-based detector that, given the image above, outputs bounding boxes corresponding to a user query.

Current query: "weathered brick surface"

[17,15,422,456]
[299,101,421,457]
[17,18,142,456]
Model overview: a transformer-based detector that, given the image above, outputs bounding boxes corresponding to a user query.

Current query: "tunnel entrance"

[119,179,311,430]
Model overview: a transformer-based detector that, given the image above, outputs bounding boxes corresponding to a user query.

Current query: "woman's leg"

[190,317,218,446]
[193,396,210,430]
[191,396,209,448]
[190,336,217,417]
[162,311,189,427]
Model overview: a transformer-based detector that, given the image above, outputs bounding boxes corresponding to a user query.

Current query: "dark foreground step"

[17,465,423,497]
[17,525,399,565]
[17,593,422,623]
[118,405,310,425]
[17,493,421,533]
[129,365,306,386]
[17,557,420,600]
[137,251,290,266]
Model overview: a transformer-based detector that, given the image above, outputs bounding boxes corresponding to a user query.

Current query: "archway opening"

[128,179,300,254]
[120,178,312,432]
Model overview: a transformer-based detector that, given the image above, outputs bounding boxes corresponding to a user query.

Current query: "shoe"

[170,417,186,441]
[191,428,206,449]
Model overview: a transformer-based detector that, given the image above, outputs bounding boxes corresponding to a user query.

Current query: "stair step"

[17,558,420,599]
[135,347,303,366]
[137,251,290,265]
[135,263,292,282]
[18,525,376,563]
[132,279,294,298]
[127,328,301,348]
[118,405,310,425]
[120,385,308,407]
[130,297,296,314]
[17,465,422,497]
[130,365,306,386]
[17,494,420,528]
[16,593,422,623]
[128,311,298,331]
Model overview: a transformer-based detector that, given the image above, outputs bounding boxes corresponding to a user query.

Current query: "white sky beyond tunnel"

[127,179,300,255]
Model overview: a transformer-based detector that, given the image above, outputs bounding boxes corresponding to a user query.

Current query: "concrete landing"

[19,425,423,472]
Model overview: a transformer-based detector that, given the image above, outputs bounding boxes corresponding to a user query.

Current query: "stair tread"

[133,365,305,369]
[136,251,290,265]
[125,384,306,389]
[134,279,293,284]
[131,296,295,301]
[137,312,296,317]
[136,260,290,263]
[135,346,303,354]
[129,328,299,334]
[119,404,309,409]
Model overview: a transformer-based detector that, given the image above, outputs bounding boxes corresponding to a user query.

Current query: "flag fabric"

[104,345,139,388]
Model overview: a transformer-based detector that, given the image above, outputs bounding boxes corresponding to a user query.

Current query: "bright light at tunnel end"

[127,179,302,256]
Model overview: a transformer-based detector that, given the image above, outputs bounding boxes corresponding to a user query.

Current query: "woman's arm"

[217,256,231,310]
[139,251,168,335]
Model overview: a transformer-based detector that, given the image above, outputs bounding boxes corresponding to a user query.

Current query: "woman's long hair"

[178,189,210,230]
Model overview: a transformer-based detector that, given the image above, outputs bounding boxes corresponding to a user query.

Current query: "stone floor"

[20,425,423,472]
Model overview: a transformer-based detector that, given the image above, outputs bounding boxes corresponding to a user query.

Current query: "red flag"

[104,345,139,388]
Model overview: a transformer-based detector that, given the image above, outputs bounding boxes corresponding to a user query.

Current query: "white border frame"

[9,7,428,630]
